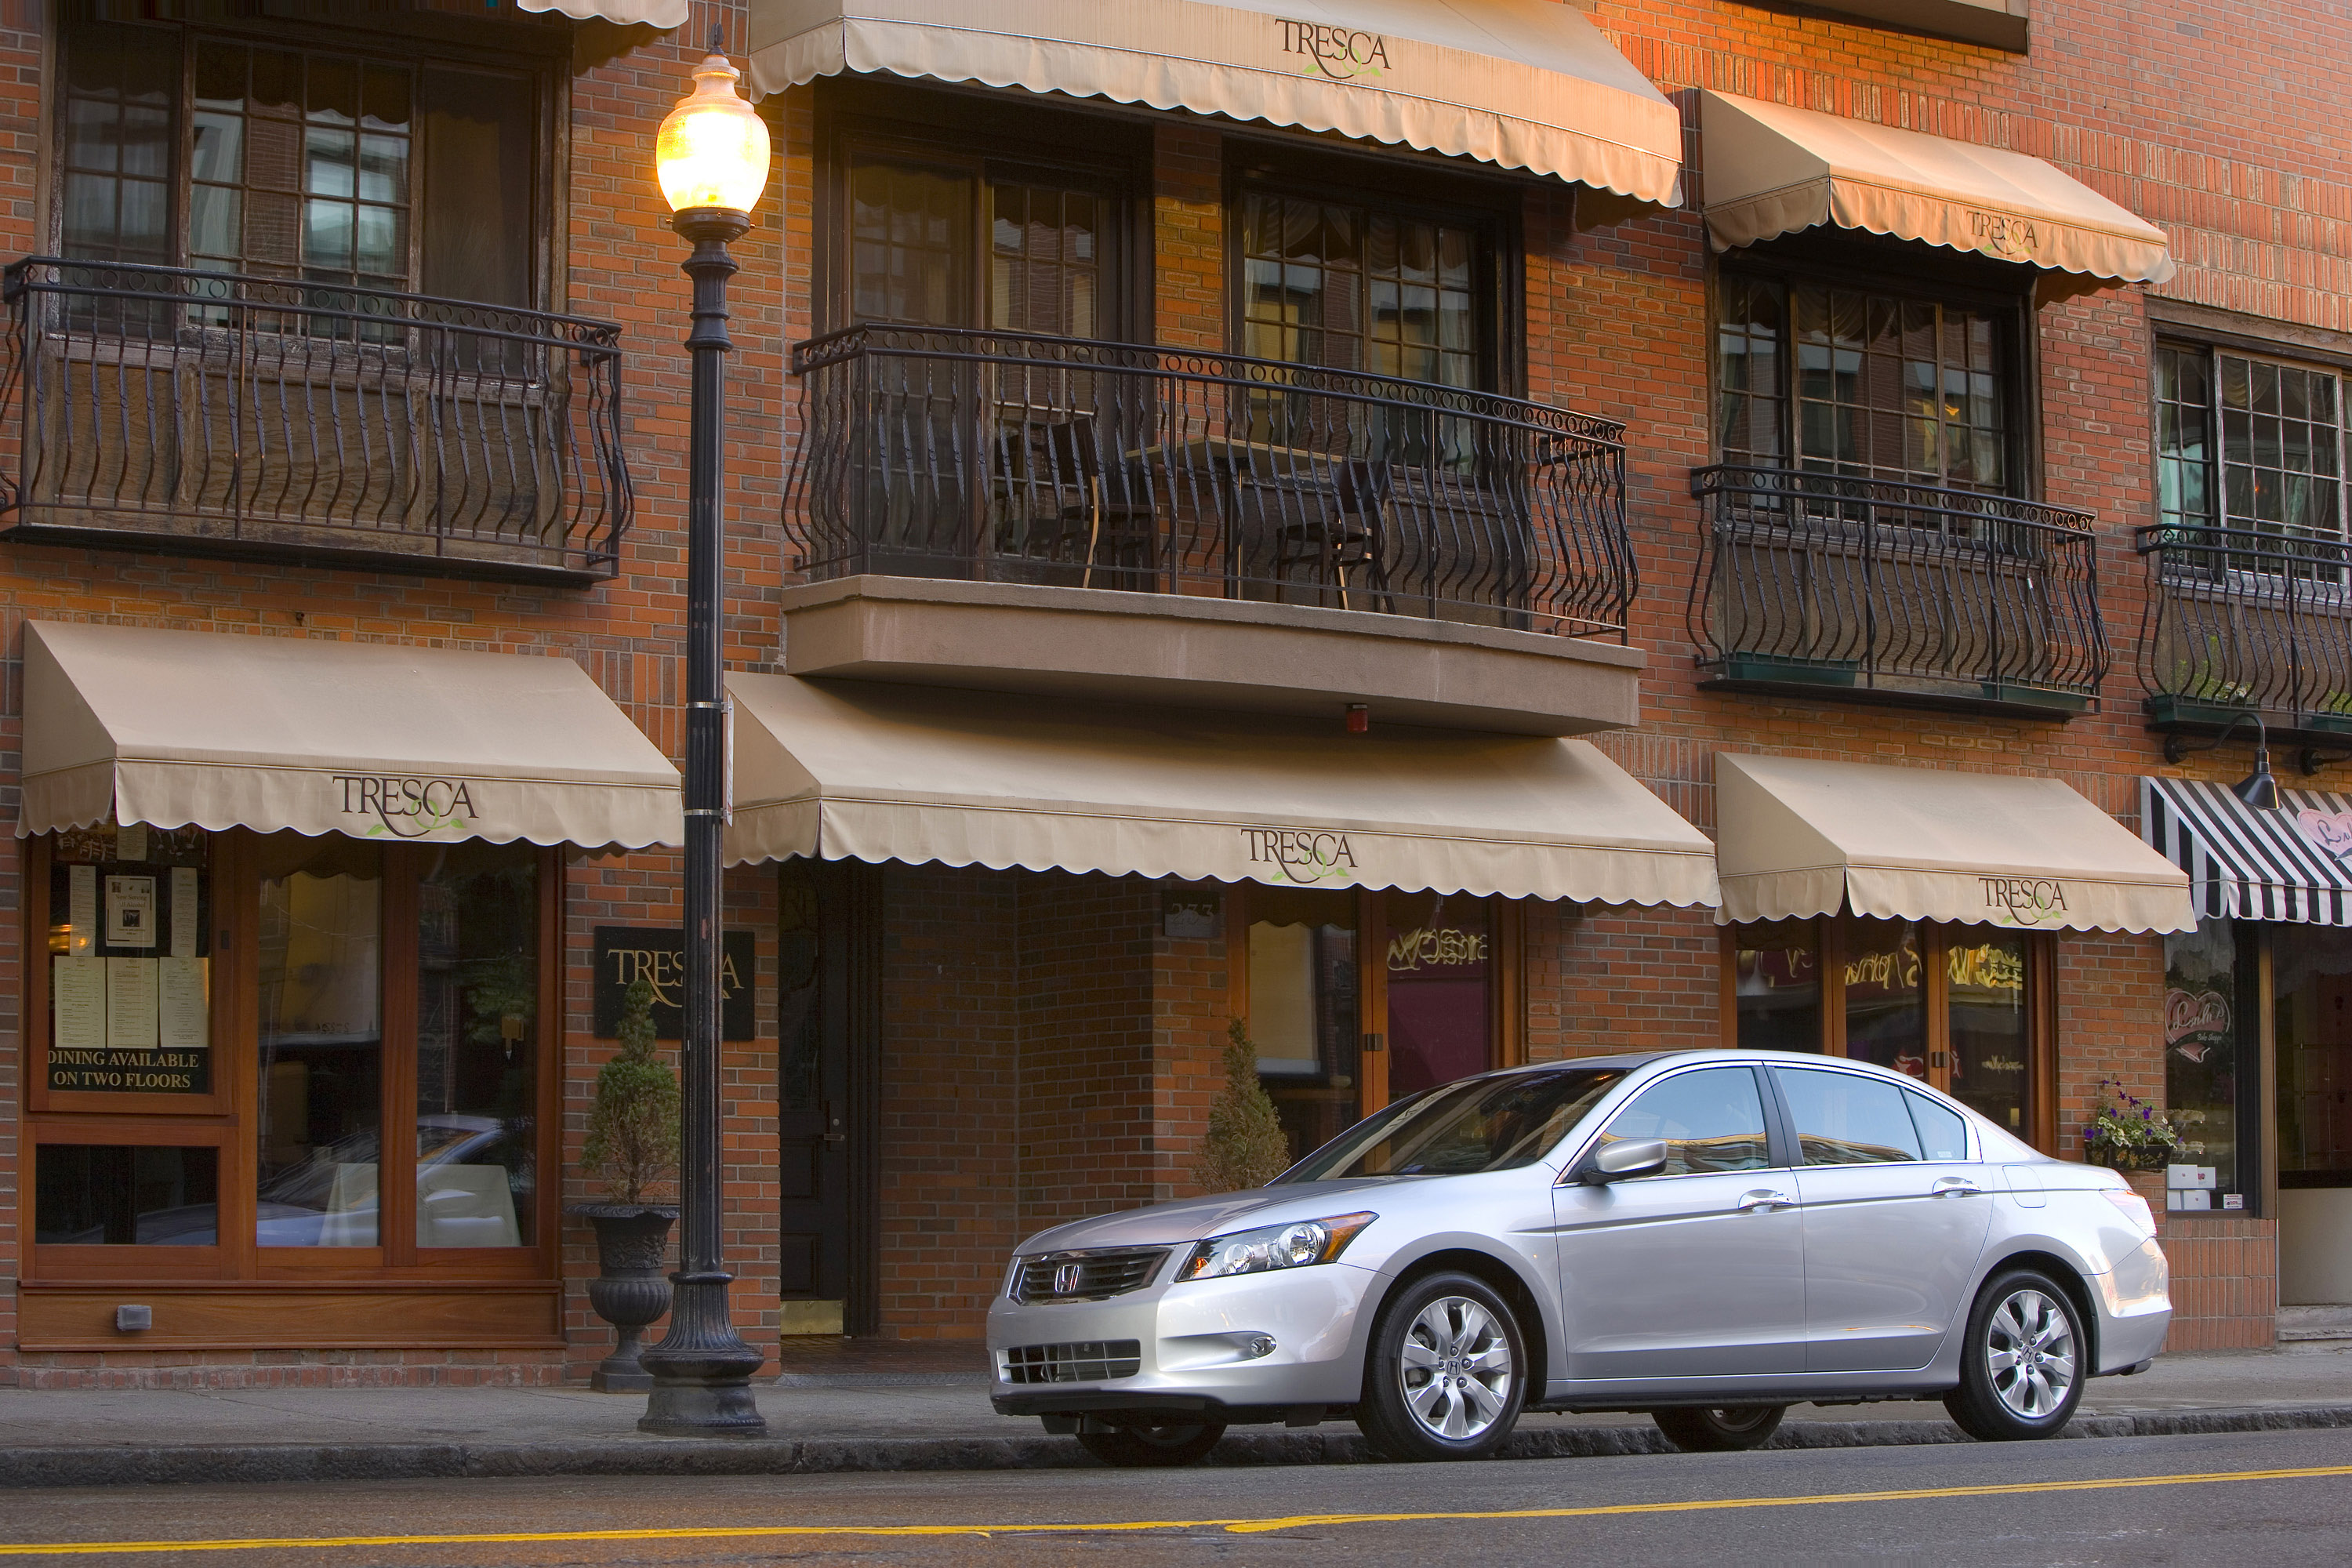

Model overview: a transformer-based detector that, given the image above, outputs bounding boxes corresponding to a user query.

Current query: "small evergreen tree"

[1194,1018,1291,1193]
[582,976,681,1204]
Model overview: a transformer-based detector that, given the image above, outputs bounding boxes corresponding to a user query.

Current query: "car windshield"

[1276,1068,1629,1181]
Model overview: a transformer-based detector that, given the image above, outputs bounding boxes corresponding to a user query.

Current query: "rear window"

[1774,1067,1923,1166]
[1278,1069,1628,1181]
[1907,1092,1971,1162]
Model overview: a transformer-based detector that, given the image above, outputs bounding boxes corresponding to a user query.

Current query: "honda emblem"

[1052,1262,1083,1295]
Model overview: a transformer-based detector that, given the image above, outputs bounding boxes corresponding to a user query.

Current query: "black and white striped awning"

[2141,775,2352,925]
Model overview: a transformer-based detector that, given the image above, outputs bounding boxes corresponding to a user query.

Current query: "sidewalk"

[7,1345,2352,1489]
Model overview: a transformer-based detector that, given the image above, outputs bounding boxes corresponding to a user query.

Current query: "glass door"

[1381,891,1493,1097]
[841,150,1116,583]
[1247,887,1361,1166]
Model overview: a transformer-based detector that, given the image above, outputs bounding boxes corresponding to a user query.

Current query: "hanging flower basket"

[2082,1077,2184,1173]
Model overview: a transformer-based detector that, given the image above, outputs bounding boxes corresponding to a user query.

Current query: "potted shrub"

[568,975,681,1392]
[1194,1019,1292,1193]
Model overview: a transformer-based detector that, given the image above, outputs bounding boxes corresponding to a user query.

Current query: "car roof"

[1486,1048,1959,1087]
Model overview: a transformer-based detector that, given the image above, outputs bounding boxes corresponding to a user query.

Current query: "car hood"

[1013,1178,1396,1254]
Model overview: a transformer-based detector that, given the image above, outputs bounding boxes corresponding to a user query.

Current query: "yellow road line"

[9,1462,2352,1555]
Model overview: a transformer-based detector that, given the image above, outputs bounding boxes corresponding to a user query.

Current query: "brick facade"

[2,0,2339,1377]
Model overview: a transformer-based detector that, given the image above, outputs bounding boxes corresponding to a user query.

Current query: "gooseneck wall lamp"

[2162,712,2284,811]
[640,34,771,1439]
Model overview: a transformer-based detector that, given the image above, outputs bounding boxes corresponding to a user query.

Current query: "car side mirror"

[1581,1138,1668,1185]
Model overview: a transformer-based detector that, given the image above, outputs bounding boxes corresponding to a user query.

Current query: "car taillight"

[2102,1187,2158,1237]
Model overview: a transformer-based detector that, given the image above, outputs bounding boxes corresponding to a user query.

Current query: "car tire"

[1073,1421,1227,1468]
[1355,1270,1529,1463]
[1653,1404,1787,1452]
[1944,1268,2087,1442]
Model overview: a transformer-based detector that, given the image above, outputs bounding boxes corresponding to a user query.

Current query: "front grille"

[1012,1247,1169,1303]
[1002,1340,1144,1385]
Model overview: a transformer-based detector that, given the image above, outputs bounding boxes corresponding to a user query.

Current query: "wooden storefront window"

[1721,913,2056,1152]
[23,826,564,1345]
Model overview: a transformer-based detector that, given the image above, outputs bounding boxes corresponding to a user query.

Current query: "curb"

[9,1404,2352,1489]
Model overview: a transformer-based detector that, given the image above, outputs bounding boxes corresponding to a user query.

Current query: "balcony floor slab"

[773,575,1643,736]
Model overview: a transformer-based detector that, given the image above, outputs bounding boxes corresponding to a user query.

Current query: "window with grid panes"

[1716,271,2015,494]
[58,15,544,310]
[844,154,1106,335]
[1239,192,1481,390]
[2156,344,2346,546]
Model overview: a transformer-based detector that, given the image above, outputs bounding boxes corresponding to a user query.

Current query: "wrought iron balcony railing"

[0,258,631,580]
[2136,524,2352,736]
[1687,464,2107,711]
[783,325,1632,639]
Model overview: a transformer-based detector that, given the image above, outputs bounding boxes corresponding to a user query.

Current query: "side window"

[1774,1068,1923,1166]
[1599,1067,1771,1177]
[1907,1092,1970,1163]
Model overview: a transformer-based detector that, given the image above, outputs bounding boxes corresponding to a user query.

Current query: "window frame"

[1221,141,1521,397]
[2152,336,2351,552]
[24,827,563,1287]
[1708,234,2041,500]
[814,80,1151,341]
[48,7,564,311]
[1719,913,2056,1153]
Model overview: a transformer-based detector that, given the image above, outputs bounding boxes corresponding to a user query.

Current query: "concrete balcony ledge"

[773,575,1644,736]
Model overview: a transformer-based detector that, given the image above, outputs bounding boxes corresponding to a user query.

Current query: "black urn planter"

[570,1204,677,1392]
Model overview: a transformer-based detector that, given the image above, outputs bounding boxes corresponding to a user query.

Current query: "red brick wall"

[10,0,2345,1368]
[1152,122,1226,353]
[1017,874,1158,1228]
[0,9,790,1387]
[877,864,1022,1338]
[1148,909,1232,1202]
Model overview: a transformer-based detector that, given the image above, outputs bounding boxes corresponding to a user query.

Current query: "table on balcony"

[1124,434,1385,608]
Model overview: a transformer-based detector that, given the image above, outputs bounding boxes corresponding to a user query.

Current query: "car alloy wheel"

[1357,1270,1527,1462]
[1653,1404,1787,1453]
[1944,1267,2086,1443]
[1985,1287,2077,1419]
[1399,1295,1515,1440]
[1074,1421,1227,1468]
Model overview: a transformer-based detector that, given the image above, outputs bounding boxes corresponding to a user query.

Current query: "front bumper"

[986,1260,1378,1418]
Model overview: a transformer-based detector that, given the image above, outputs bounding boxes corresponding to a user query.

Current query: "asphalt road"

[11,1425,2352,1566]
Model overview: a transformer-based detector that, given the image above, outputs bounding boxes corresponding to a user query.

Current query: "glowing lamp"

[655,52,768,217]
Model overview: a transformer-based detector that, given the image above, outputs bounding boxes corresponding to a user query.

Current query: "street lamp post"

[641,40,771,1438]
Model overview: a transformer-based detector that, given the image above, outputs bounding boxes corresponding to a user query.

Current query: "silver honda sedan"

[988,1050,2169,1466]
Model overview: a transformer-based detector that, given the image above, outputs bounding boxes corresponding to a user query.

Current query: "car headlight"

[1176,1212,1375,1283]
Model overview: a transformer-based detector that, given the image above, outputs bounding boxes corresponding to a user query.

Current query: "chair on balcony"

[996,412,1157,590]
[1274,458,1394,613]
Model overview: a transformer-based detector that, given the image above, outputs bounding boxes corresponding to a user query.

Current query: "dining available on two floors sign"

[592,925,757,1041]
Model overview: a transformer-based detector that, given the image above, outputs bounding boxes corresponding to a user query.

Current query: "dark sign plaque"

[593,925,757,1041]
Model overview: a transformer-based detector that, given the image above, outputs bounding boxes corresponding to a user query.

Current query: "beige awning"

[20,622,681,849]
[749,0,1683,202]
[1715,753,2193,934]
[1698,90,2173,285]
[725,675,1719,905]
[517,0,688,25]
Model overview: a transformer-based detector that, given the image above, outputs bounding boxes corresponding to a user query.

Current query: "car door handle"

[1932,1176,1984,1197]
[1737,1189,1794,1212]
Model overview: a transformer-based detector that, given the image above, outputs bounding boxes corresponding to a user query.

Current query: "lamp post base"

[637,1374,768,1436]
[637,1269,768,1435]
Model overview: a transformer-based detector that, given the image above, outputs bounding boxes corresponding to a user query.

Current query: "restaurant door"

[775,858,881,1336]
[1243,885,1514,1164]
